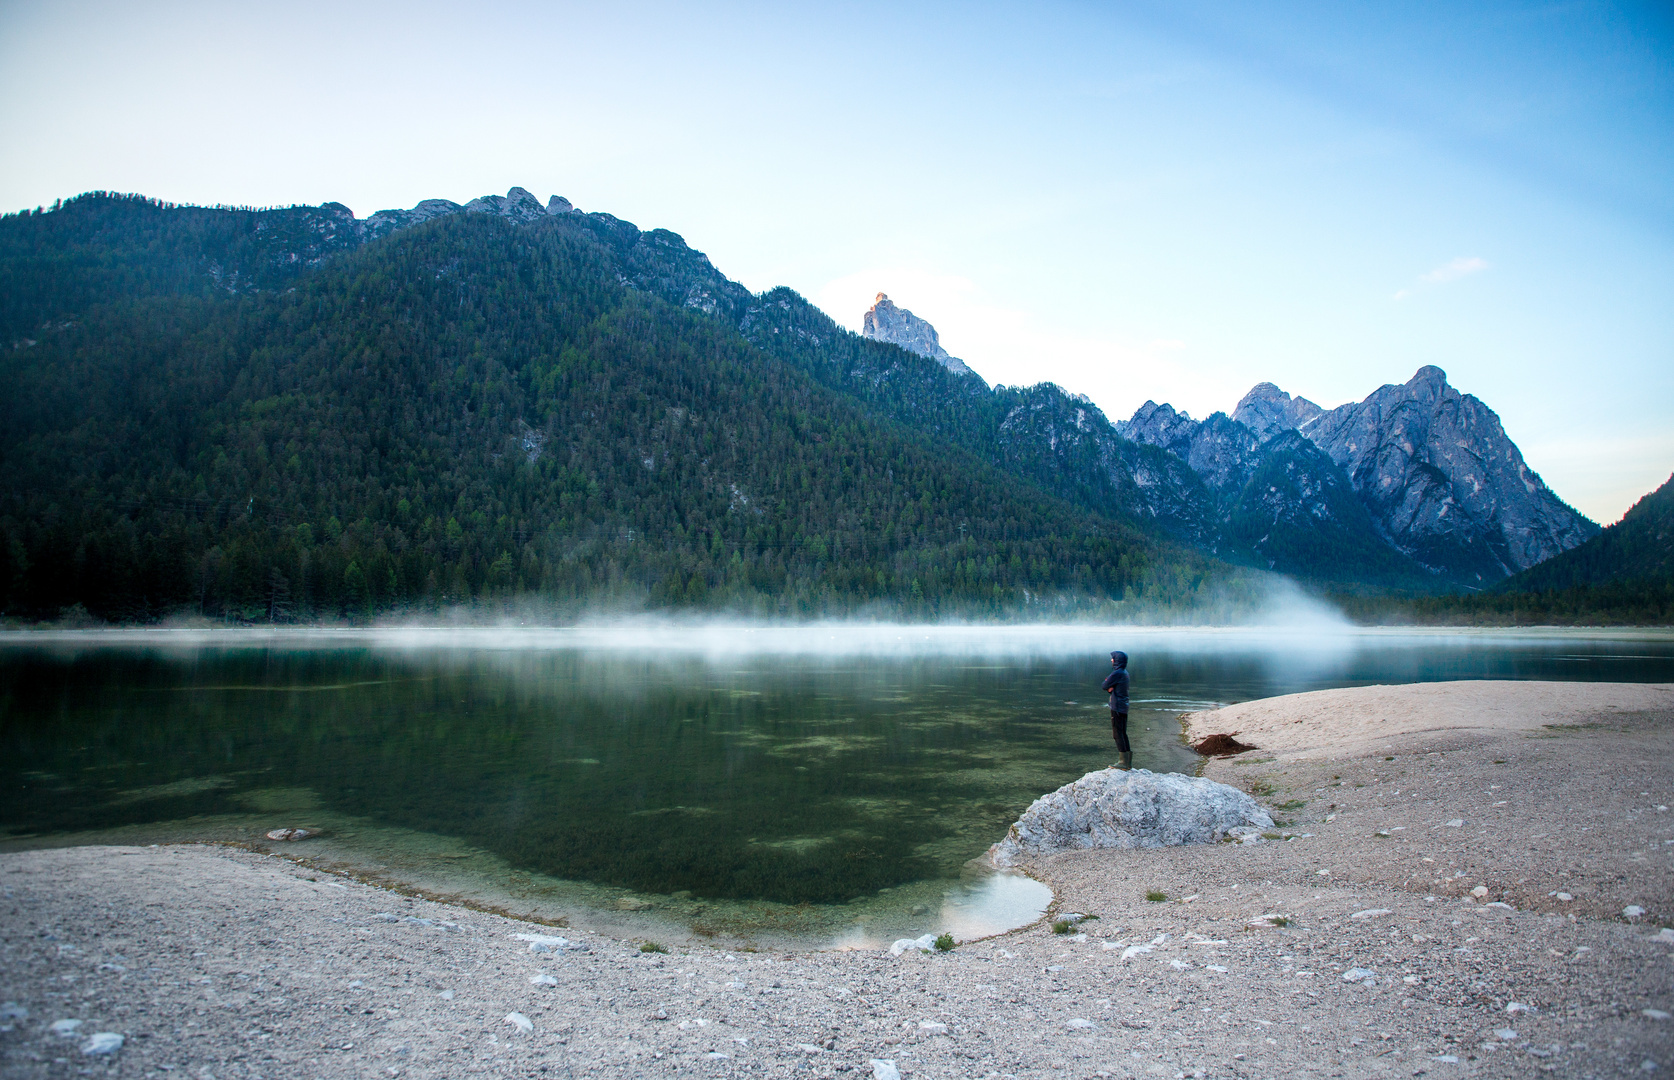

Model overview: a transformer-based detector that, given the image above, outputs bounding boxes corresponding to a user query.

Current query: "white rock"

[871,1060,902,1080]
[1445,819,1464,828]
[1470,886,1489,898]
[1206,965,1229,973]
[1644,1009,1671,1020]
[1506,1002,1532,1014]
[514,933,571,950]
[1486,901,1515,911]
[0,1003,26,1023]
[1496,1028,1518,1041]
[1556,892,1573,901]
[1350,908,1393,920]
[794,1043,824,1053]
[81,1032,123,1055]
[1652,928,1674,944]
[1624,906,1646,919]
[989,769,1272,864]
[889,934,937,956]
[1341,967,1376,983]
[504,1012,533,1033]
[1432,1054,1459,1063]
[1066,1018,1097,1030]
[918,1021,948,1035]
[530,974,558,987]
[50,1019,83,1037]
[438,989,454,1000]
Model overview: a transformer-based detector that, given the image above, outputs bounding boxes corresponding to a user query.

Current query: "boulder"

[988,768,1272,865]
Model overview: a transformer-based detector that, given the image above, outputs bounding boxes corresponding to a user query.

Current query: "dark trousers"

[1111,710,1130,753]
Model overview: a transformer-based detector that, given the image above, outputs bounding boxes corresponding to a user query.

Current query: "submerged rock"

[988,768,1272,864]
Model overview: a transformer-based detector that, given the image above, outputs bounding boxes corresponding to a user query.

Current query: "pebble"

[1350,908,1393,919]
[504,1012,533,1033]
[1625,906,1647,918]
[1066,1018,1096,1030]
[1506,1002,1532,1014]
[81,1032,123,1055]
[1470,886,1489,898]
[870,1060,901,1080]
[530,974,558,987]
[1556,892,1574,901]
[1445,819,1464,827]
[1496,1028,1518,1040]
[1645,1010,1671,1021]
[1341,968,1376,983]
[917,1021,947,1034]
[265,828,311,841]
[50,1018,83,1036]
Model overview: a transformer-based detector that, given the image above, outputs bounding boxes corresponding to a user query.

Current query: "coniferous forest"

[3,192,1666,626]
[0,195,1247,623]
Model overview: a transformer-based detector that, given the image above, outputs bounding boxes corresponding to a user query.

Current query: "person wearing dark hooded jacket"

[1102,651,1132,770]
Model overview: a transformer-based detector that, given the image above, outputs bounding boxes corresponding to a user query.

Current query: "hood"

[1110,651,1128,669]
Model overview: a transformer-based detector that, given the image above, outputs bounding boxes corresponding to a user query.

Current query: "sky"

[2,0,1670,524]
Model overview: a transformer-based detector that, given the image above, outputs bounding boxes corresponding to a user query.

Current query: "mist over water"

[3,622,1671,947]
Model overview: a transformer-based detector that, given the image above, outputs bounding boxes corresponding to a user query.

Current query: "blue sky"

[2,0,1669,522]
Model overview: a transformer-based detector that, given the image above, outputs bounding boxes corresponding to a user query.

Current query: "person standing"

[1102,651,1132,770]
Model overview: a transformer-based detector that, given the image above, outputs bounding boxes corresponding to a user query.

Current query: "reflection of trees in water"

[8,637,1674,903]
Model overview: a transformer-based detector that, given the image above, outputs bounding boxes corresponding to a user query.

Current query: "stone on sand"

[989,768,1272,864]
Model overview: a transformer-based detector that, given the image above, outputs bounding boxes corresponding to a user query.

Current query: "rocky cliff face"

[1232,383,1324,441]
[1122,367,1599,582]
[861,294,975,376]
[1299,366,1597,579]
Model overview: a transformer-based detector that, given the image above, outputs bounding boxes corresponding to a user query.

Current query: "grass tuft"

[933,933,955,952]
[1145,890,1167,903]
[639,941,667,954]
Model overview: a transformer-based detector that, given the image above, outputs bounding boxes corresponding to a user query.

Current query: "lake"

[3,625,1672,948]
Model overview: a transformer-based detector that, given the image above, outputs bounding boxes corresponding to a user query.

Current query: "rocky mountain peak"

[862,294,975,376]
[1119,366,1599,581]
[1232,382,1324,440]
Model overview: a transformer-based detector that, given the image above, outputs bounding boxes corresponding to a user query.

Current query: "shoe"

[1116,752,1132,771]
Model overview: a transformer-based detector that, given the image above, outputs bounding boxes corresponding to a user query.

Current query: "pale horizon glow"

[2,0,1669,523]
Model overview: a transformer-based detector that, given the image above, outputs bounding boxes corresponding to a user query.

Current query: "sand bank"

[3,680,1671,1079]
[1182,679,1674,761]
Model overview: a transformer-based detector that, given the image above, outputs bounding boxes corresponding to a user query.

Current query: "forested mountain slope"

[0,197,1238,622]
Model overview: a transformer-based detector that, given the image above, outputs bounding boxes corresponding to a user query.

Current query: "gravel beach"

[4,680,1672,1079]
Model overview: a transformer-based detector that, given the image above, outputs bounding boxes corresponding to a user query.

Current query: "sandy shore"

[4,680,1672,1079]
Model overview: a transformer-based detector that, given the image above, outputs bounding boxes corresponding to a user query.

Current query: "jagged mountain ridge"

[1120,368,1599,582]
[3,186,1595,590]
[861,293,976,377]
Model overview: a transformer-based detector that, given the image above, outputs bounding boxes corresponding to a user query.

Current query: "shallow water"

[3,625,1671,947]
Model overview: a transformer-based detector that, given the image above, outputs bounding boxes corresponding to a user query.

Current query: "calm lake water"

[4,625,1672,947]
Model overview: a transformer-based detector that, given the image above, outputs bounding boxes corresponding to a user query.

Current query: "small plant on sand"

[933,933,955,952]
[1276,799,1307,811]
[640,941,667,954]
[1248,780,1276,798]
[1145,890,1167,903]
[1052,918,1076,934]
[1269,916,1294,928]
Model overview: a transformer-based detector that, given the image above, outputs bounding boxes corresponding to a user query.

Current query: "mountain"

[0,190,1228,622]
[1119,368,1599,584]
[860,293,976,376]
[1499,473,1674,592]
[0,186,1598,614]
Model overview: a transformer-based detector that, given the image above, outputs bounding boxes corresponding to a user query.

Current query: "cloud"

[1420,256,1489,283]
[1394,255,1489,300]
